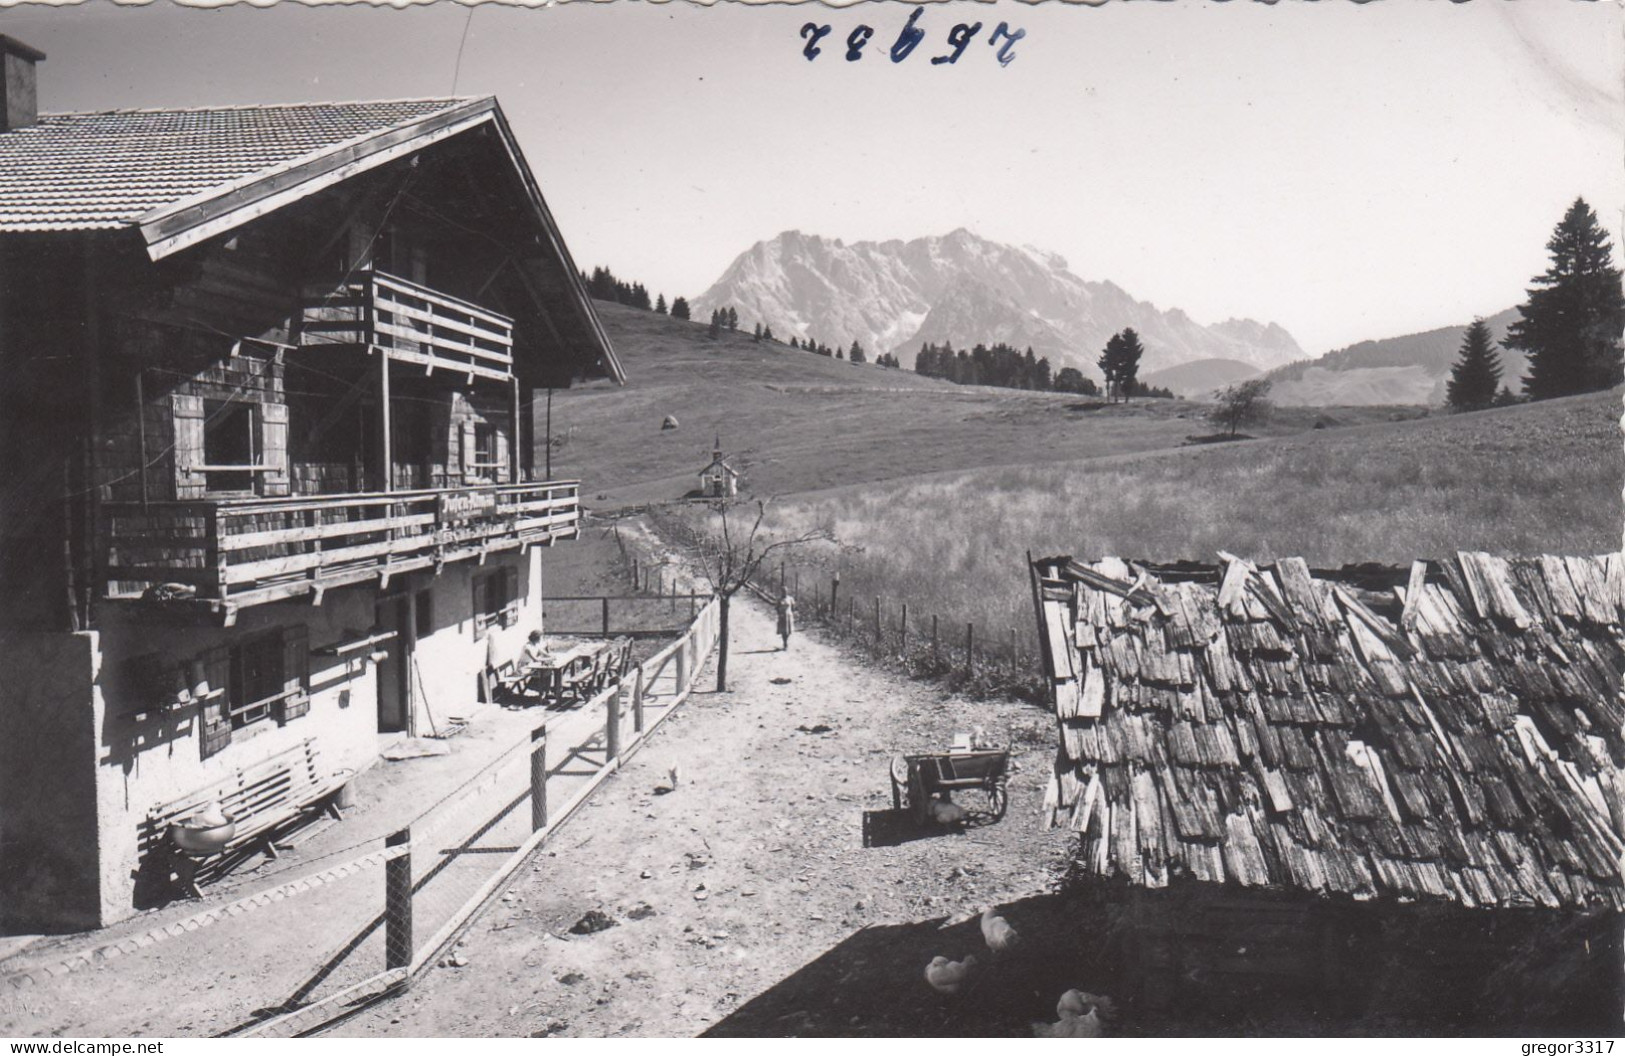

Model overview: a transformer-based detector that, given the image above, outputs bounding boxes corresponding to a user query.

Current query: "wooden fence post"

[606,685,621,762]
[1009,627,1017,674]
[830,574,841,623]
[932,614,939,662]
[901,602,909,653]
[632,557,640,590]
[848,596,855,630]
[965,622,975,674]
[677,639,689,692]
[385,826,413,970]
[601,597,611,637]
[632,664,646,733]
[530,725,548,831]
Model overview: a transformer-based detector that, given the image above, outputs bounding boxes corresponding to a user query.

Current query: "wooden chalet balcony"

[298,270,515,383]
[102,481,578,618]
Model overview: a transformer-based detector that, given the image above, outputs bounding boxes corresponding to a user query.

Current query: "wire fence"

[238,594,722,1036]
[744,561,1049,706]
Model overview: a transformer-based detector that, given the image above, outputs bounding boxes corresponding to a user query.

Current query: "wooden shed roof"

[1031,552,1625,912]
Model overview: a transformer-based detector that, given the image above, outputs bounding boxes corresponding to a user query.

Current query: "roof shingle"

[0,99,470,232]
[1033,551,1625,912]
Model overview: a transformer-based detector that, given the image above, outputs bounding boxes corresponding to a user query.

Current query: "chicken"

[926,797,968,826]
[1056,989,1116,1021]
[979,905,1020,958]
[1032,1009,1103,1038]
[923,954,977,994]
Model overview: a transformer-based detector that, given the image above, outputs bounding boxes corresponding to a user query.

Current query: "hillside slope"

[1267,308,1525,406]
[1141,357,1261,398]
[544,303,1390,505]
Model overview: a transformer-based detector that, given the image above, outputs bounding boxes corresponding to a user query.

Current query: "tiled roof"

[0,99,471,233]
[1032,551,1625,912]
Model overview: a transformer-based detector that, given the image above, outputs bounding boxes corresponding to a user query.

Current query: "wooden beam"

[376,348,393,493]
[510,375,523,484]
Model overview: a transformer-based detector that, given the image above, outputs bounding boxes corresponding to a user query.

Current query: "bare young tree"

[660,499,832,691]
[1209,378,1273,438]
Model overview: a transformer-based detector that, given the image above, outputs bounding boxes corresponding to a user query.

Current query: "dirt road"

[336,594,1074,1038]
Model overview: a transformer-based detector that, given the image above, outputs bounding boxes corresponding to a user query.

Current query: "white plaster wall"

[92,592,383,923]
[408,549,544,732]
[3,544,557,927]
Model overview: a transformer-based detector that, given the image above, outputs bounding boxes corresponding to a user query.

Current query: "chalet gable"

[0,95,622,385]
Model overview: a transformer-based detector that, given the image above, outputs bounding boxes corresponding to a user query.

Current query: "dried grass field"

[757,388,1624,657]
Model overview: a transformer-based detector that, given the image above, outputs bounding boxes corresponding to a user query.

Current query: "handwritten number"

[889,7,925,63]
[801,22,832,61]
[931,22,983,65]
[846,26,873,62]
[989,22,1025,67]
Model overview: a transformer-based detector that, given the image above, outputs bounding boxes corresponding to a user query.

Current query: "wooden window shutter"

[260,402,290,497]
[198,644,233,759]
[276,625,311,724]
[171,395,207,500]
[471,572,490,637]
[460,421,477,482]
[502,565,520,628]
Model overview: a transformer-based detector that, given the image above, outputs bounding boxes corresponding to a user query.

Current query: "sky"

[3,0,1621,356]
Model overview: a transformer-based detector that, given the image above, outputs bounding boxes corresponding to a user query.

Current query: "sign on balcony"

[438,490,499,524]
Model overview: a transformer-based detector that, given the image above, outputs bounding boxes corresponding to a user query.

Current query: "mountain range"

[690,229,1306,379]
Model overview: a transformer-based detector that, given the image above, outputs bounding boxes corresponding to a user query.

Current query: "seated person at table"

[521,630,551,669]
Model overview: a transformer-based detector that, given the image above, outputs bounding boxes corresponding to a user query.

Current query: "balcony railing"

[102,481,578,618]
[298,270,515,383]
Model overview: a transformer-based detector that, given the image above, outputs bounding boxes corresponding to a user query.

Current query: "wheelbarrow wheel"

[986,782,1009,822]
[890,754,911,810]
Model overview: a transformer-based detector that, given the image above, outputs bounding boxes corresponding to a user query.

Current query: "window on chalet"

[203,399,257,494]
[474,423,497,473]
[472,567,520,639]
[197,626,310,760]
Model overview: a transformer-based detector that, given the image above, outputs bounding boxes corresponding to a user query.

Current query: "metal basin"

[169,817,236,855]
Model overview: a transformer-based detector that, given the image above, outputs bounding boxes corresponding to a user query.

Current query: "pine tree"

[1098,334,1127,402]
[789,337,799,350]
[1507,197,1625,400]
[726,307,738,331]
[671,297,691,321]
[655,294,667,314]
[707,310,721,339]
[762,325,775,343]
[848,340,866,364]
[1445,319,1502,412]
[1116,329,1145,401]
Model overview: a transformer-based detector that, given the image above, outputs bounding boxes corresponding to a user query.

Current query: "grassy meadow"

[551,302,1416,504]
[755,388,1624,656]
[560,302,1619,670]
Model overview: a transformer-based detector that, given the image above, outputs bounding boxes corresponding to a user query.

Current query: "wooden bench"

[141,738,346,898]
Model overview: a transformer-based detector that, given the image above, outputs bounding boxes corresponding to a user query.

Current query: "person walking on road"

[777,593,796,650]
